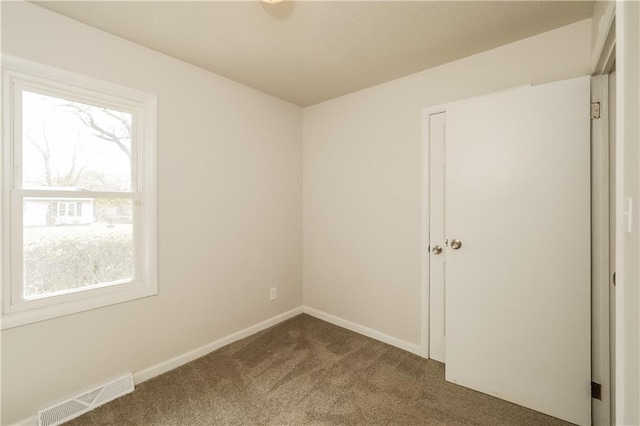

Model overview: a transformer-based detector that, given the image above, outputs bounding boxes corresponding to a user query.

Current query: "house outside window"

[54,199,91,222]
[1,56,158,329]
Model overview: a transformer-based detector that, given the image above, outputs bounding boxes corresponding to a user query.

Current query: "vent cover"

[38,373,134,426]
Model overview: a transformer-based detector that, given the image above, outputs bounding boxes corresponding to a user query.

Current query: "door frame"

[591,73,614,426]
[591,3,616,424]
[420,105,446,358]
[609,2,640,424]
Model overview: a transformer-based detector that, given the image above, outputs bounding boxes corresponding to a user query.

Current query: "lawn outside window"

[1,56,158,329]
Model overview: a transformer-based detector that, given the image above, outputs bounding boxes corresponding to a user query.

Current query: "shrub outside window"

[2,56,158,329]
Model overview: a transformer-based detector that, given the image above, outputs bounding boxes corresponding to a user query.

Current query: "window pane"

[23,198,134,299]
[21,91,132,192]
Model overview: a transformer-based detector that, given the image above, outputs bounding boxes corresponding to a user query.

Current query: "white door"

[444,76,591,425]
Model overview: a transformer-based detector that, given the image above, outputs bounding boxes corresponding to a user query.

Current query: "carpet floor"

[67,314,572,425]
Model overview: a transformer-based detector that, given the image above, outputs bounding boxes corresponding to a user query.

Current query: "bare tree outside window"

[63,103,132,159]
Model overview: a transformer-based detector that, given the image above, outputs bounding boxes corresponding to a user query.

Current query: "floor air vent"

[38,373,134,426]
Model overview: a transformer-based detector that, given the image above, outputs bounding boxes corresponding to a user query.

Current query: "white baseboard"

[10,415,37,426]
[133,306,303,384]
[302,306,423,356]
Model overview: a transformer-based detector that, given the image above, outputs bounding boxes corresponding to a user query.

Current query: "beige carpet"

[68,314,572,425]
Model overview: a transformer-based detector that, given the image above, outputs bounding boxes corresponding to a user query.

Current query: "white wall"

[303,19,592,346]
[1,3,302,424]
[616,2,640,423]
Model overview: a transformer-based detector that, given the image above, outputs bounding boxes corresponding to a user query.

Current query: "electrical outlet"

[270,287,277,301]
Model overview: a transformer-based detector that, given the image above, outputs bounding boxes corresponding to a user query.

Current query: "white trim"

[1,286,156,330]
[14,190,137,199]
[420,105,447,360]
[590,8,618,424]
[421,109,429,359]
[302,306,423,357]
[615,2,640,424]
[590,75,612,426]
[590,3,617,75]
[10,415,37,426]
[1,54,155,106]
[133,307,303,384]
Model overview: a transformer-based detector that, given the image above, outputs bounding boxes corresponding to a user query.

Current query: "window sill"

[1,284,157,329]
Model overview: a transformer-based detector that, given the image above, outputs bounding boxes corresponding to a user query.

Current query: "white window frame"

[1,55,158,329]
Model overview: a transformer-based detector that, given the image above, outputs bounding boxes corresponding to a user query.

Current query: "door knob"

[450,239,462,250]
[432,245,443,255]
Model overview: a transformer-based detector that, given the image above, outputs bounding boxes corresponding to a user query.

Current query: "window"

[57,202,84,217]
[2,56,157,328]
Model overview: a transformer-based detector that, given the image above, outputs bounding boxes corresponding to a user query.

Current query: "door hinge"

[591,381,602,400]
[591,102,601,119]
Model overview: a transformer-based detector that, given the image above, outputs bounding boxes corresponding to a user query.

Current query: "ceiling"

[33,1,595,107]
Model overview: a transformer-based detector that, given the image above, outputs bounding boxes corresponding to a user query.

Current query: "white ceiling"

[33,1,594,107]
